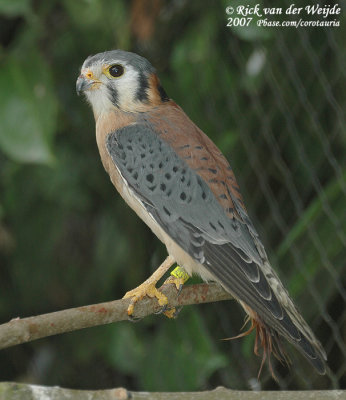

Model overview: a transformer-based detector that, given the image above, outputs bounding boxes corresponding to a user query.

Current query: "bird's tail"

[224,314,290,380]
[225,308,327,380]
[257,261,327,377]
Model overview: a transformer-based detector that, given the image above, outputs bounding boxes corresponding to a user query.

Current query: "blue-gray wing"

[105,123,326,373]
[106,124,260,263]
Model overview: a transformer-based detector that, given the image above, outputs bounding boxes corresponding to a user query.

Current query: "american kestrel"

[76,50,326,376]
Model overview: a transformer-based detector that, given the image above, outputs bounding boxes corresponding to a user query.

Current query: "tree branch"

[0,282,232,350]
[1,382,344,400]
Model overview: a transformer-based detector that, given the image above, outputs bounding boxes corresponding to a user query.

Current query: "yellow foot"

[123,255,175,316]
[123,282,168,316]
[163,308,177,319]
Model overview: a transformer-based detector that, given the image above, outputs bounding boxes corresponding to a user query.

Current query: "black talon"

[127,314,143,322]
[154,304,168,315]
[177,284,184,297]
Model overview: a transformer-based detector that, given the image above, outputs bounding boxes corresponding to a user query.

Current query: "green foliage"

[0,0,31,17]
[105,310,227,391]
[138,310,228,391]
[0,51,56,163]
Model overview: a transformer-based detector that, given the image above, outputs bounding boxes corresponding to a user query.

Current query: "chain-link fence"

[167,1,345,390]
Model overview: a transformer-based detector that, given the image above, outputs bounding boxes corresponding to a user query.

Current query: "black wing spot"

[127,167,133,173]
[209,222,217,231]
[202,192,207,200]
[158,161,163,169]
[186,180,191,187]
[133,171,138,180]
[127,145,133,151]
[146,174,154,183]
[173,166,178,173]
[163,206,171,217]
[160,183,166,192]
[201,156,209,161]
[208,168,217,174]
[218,221,225,229]
[165,172,171,180]
[141,153,145,159]
[181,168,186,175]
[180,192,187,201]
[195,145,203,150]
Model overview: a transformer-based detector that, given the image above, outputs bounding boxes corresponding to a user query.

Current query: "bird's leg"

[123,255,175,316]
[162,265,190,319]
[164,265,190,294]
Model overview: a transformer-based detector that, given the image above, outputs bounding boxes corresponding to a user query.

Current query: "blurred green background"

[0,0,345,392]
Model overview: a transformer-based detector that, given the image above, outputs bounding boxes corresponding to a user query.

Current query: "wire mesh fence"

[179,2,346,390]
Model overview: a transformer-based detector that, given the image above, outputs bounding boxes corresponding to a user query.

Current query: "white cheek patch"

[115,67,140,110]
[85,84,114,117]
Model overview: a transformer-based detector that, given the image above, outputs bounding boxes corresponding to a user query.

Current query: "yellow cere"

[85,70,95,80]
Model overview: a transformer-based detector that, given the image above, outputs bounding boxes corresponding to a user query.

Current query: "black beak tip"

[76,76,87,96]
[76,81,82,96]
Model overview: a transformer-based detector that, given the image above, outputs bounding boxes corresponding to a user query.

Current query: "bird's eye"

[108,64,124,78]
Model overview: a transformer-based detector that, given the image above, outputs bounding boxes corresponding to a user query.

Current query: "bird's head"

[76,50,169,118]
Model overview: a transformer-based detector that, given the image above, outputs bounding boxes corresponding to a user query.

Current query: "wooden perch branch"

[1,383,344,400]
[0,282,232,350]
